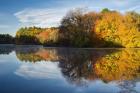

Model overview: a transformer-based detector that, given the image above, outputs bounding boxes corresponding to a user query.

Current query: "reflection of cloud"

[15,61,63,79]
[14,8,68,27]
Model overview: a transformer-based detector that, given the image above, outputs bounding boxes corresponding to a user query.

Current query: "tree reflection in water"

[15,48,140,80]
[57,48,116,85]
[0,45,14,54]
[0,46,140,92]
[118,80,138,93]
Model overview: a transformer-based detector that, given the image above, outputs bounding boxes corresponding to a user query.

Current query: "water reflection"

[0,46,140,93]
[15,62,63,80]
[0,45,14,54]
[16,46,58,62]
[16,47,140,93]
[118,80,138,93]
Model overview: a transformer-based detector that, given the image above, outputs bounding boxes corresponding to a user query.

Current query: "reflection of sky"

[0,52,18,75]
[14,60,140,93]
[135,82,140,92]
[0,49,140,93]
[15,61,64,79]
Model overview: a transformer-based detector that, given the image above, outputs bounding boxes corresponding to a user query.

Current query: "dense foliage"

[15,27,42,44]
[59,9,95,47]
[15,27,59,45]
[1,8,140,47]
[59,9,140,47]
[0,34,14,44]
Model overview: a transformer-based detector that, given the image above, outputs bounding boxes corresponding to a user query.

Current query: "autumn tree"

[93,9,140,48]
[15,27,42,44]
[14,8,140,48]
[15,26,59,45]
[59,8,99,47]
[36,27,59,45]
[93,11,125,47]
[124,11,140,47]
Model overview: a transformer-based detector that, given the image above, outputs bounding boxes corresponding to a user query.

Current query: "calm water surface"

[0,45,140,93]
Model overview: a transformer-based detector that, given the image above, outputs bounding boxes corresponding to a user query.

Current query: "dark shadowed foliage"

[0,34,14,44]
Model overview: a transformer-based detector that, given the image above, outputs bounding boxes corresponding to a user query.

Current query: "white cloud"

[15,61,64,79]
[14,8,68,27]
[14,1,140,28]
[126,5,140,12]
[120,5,140,13]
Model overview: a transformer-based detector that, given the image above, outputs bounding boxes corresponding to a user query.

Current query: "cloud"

[126,5,140,12]
[15,61,64,79]
[14,0,140,28]
[120,5,140,13]
[14,8,68,27]
[14,1,93,28]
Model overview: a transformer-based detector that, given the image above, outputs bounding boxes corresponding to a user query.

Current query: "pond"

[0,45,140,93]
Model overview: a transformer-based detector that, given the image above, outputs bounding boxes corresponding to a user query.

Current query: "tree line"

[0,34,14,44]
[0,8,140,47]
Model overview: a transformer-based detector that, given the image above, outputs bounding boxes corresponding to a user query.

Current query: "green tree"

[0,34,14,44]
[101,8,111,13]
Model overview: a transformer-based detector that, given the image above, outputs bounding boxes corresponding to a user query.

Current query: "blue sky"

[0,0,140,36]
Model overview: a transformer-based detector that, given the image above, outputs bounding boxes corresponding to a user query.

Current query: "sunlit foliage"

[15,27,42,44]
[94,11,125,47]
[14,8,140,47]
[36,27,59,45]
[15,27,59,45]
[124,11,140,47]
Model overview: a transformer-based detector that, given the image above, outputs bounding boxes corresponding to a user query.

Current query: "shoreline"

[0,44,140,49]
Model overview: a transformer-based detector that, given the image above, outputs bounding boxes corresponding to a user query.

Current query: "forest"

[0,8,140,48]
[0,34,14,44]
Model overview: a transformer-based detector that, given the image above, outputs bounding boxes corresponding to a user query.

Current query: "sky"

[0,0,140,36]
